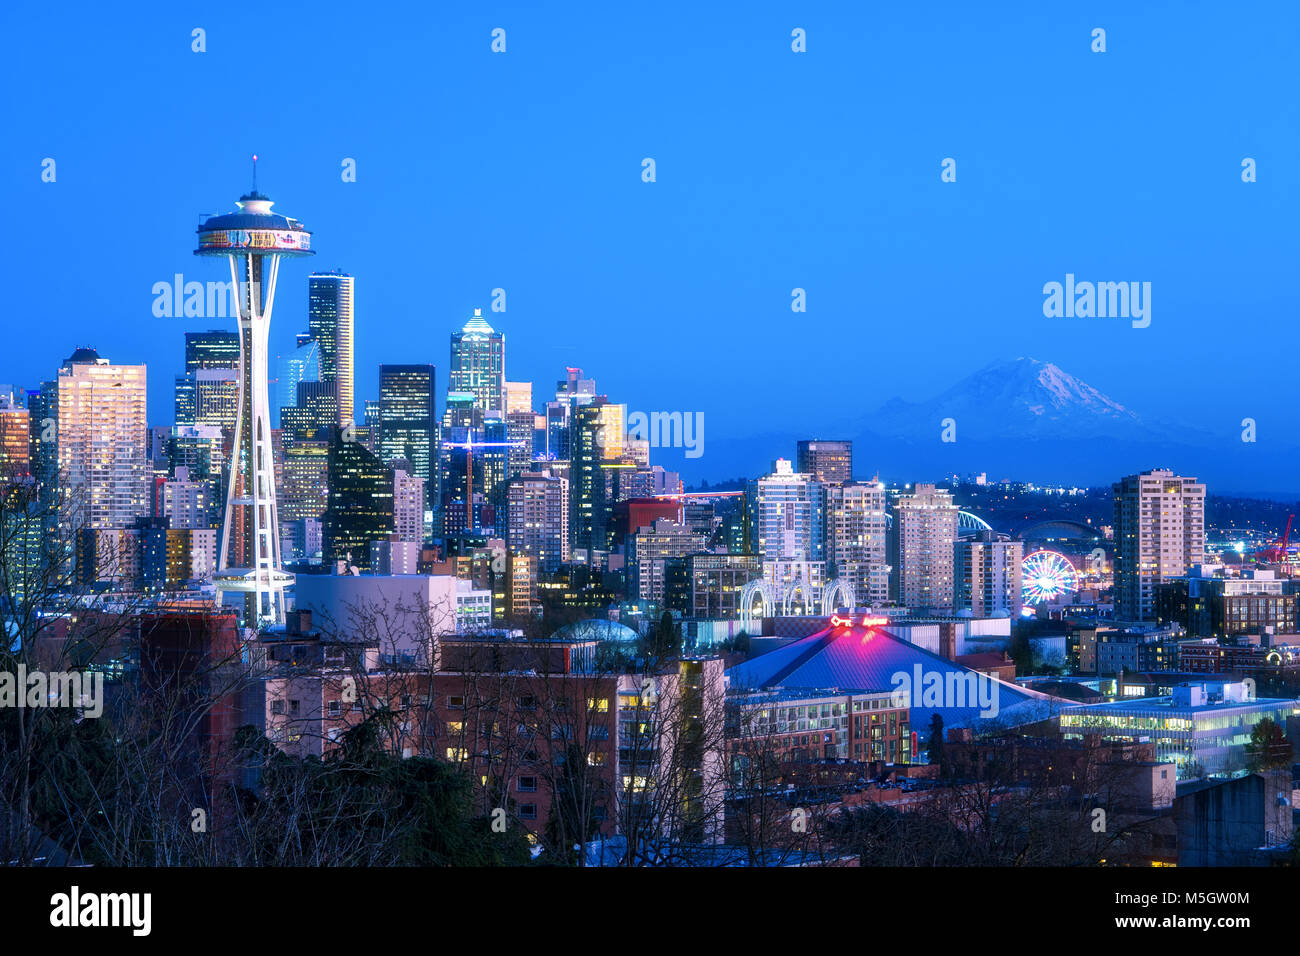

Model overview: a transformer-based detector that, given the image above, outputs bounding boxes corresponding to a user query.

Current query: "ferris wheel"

[1021,550,1079,604]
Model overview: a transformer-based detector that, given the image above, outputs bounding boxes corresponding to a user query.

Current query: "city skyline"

[6,2,1298,494]
[5,2,1300,890]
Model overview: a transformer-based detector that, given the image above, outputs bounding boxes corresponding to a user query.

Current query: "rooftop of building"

[727,619,1055,730]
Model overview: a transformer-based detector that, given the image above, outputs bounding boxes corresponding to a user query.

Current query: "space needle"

[195,158,313,626]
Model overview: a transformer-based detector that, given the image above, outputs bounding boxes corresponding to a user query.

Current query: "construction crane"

[441,438,525,530]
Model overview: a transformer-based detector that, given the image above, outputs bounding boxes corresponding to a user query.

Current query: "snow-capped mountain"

[865,357,1152,441]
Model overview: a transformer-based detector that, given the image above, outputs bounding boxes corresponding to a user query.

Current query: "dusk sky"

[4,1,1296,482]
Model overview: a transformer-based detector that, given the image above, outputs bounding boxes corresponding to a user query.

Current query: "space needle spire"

[194,162,314,626]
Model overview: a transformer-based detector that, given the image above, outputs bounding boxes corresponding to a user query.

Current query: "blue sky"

[3,1,1296,482]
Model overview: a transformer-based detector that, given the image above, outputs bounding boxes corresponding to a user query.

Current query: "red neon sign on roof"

[830,614,889,629]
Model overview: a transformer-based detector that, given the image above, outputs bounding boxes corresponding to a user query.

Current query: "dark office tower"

[570,400,612,558]
[363,400,381,432]
[797,440,853,485]
[184,330,241,373]
[323,429,393,571]
[449,309,505,420]
[27,382,57,508]
[378,364,436,501]
[308,271,355,426]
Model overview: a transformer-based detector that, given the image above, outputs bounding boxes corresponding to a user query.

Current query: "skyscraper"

[193,369,239,431]
[378,364,436,513]
[504,380,532,415]
[890,483,958,612]
[184,330,241,372]
[826,480,890,606]
[797,440,853,485]
[28,381,59,511]
[570,400,614,557]
[281,380,338,440]
[955,532,1024,619]
[1113,469,1206,622]
[0,395,31,483]
[629,518,707,604]
[273,336,320,427]
[323,430,394,571]
[55,348,149,534]
[449,308,504,422]
[308,271,355,426]
[176,330,241,429]
[392,464,425,545]
[504,472,570,572]
[745,458,826,562]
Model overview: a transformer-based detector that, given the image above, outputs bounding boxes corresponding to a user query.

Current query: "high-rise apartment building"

[797,440,853,485]
[629,519,708,605]
[392,464,425,545]
[55,348,149,534]
[504,472,570,572]
[505,410,536,478]
[890,483,958,612]
[826,480,890,606]
[955,531,1023,618]
[308,271,355,425]
[161,466,215,530]
[664,553,764,619]
[744,458,826,562]
[1113,468,1206,622]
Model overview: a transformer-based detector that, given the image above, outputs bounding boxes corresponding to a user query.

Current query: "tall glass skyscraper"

[323,430,393,571]
[379,364,437,520]
[308,271,354,426]
[448,308,504,423]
